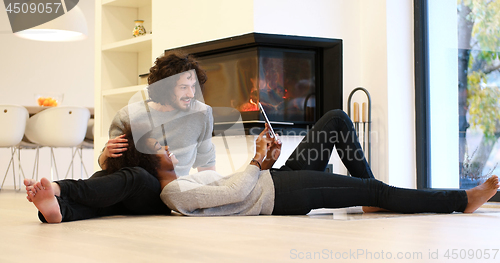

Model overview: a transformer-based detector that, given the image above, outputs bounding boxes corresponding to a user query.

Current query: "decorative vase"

[132,20,146,37]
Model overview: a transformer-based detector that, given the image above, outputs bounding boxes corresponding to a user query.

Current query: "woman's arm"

[161,166,262,212]
[160,127,274,213]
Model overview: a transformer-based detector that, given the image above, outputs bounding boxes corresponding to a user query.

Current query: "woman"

[155,110,499,216]
[27,110,498,222]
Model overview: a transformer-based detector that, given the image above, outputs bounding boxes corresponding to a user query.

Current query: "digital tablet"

[258,102,277,138]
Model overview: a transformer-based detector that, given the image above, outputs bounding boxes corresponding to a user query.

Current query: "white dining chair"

[0,105,29,190]
[65,118,94,179]
[25,106,90,181]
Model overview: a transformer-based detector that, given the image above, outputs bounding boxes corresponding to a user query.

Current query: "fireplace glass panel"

[199,47,316,124]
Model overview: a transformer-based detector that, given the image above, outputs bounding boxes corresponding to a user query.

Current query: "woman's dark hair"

[147,50,207,105]
[104,125,161,176]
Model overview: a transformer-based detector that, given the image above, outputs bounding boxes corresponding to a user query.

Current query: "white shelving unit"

[94,0,153,169]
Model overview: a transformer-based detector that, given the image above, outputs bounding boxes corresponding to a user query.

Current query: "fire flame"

[239,98,259,112]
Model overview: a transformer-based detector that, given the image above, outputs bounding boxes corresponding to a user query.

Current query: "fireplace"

[166,33,342,135]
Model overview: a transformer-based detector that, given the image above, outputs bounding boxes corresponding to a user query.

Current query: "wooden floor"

[1,189,500,263]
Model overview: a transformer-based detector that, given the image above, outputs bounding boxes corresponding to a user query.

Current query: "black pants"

[271,110,468,215]
[38,167,170,222]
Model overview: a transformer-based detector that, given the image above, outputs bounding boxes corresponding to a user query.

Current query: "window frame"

[414,0,500,201]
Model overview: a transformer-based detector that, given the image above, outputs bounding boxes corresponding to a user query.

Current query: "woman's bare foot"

[28,178,62,223]
[464,175,499,213]
[362,206,391,213]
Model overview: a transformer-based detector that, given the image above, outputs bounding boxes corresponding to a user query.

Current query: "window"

[415,0,500,200]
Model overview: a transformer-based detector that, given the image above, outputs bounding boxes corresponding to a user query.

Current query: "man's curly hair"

[147,50,207,105]
[104,125,161,176]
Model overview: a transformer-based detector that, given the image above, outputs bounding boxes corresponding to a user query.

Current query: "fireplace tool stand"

[347,87,372,165]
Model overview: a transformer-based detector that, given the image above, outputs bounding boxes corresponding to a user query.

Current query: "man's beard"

[173,96,194,112]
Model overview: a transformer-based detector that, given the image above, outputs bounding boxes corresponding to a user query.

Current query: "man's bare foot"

[362,206,391,213]
[24,178,36,187]
[24,179,37,202]
[29,178,62,223]
[464,175,499,213]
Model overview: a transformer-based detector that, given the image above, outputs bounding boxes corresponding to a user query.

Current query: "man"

[99,51,216,176]
[24,51,216,222]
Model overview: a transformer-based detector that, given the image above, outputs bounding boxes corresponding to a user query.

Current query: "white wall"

[0,1,95,188]
[362,0,416,187]
[380,0,417,187]
[385,0,416,188]
[152,0,254,59]
[358,0,389,183]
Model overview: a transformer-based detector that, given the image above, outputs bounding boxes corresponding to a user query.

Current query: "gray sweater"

[160,165,275,216]
[109,100,216,176]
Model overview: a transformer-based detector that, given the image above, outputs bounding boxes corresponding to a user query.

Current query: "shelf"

[102,34,152,52]
[102,0,151,8]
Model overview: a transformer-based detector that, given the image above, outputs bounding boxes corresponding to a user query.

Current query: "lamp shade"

[15,6,87,42]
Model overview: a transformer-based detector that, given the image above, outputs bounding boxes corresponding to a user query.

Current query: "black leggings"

[38,167,170,222]
[271,110,467,215]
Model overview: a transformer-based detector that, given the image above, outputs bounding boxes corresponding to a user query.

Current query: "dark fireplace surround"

[166,33,342,135]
